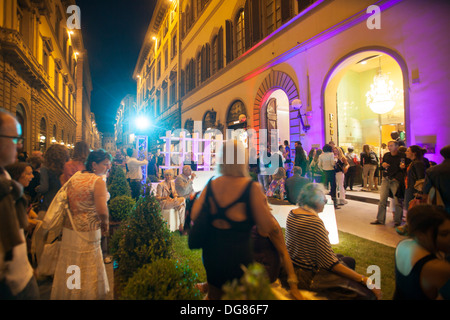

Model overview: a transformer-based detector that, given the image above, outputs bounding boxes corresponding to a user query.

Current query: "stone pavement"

[270,188,405,248]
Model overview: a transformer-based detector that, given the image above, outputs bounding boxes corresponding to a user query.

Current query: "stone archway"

[252,70,300,148]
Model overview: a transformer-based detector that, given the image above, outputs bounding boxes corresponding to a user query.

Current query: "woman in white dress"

[50,149,112,300]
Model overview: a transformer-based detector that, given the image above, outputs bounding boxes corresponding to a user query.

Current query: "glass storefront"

[329,52,405,156]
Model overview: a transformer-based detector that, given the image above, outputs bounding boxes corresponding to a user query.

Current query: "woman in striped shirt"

[285,183,381,299]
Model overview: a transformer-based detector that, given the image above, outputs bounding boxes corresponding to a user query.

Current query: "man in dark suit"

[423,145,450,214]
[285,166,310,205]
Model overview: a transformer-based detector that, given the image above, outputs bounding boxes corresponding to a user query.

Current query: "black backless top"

[394,253,436,300]
[202,179,255,288]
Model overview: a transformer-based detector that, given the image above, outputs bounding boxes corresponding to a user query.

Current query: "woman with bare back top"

[191,140,302,300]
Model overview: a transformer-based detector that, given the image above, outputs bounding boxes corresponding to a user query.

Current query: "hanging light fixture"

[366,58,402,114]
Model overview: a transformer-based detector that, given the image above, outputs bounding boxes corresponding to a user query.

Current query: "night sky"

[75,0,156,134]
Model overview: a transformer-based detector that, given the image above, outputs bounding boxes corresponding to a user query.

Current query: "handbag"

[188,179,214,250]
[33,172,93,276]
[427,186,444,207]
[309,269,376,300]
[36,236,61,276]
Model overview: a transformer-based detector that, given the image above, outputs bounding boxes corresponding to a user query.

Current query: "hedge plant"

[107,164,131,199]
[120,258,202,300]
[108,195,135,222]
[110,193,173,294]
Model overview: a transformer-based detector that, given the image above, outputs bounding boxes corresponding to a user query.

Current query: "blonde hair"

[336,147,345,160]
[216,139,249,177]
[164,169,174,176]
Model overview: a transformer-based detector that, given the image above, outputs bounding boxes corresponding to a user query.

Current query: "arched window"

[227,100,247,129]
[53,124,57,142]
[184,118,194,135]
[40,117,47,151]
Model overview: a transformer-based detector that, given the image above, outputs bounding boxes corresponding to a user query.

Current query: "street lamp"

[135,116,150,130]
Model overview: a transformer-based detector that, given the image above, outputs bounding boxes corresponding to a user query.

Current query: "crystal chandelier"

[366,65,402,114]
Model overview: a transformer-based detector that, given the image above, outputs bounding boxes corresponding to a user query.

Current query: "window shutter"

[190,59,195,91]
[200,46,206,82]
[218,26,224,70]
[281,0,292,23]
[244,0,251,50]
[251,0,261,45]
[205,43,211,79]
[225,20,233,64]
[180,69,185,97]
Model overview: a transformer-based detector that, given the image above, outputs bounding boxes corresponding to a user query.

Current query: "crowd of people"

[187,138,449,300]
[0,108,113,300]
[1,106,449,300]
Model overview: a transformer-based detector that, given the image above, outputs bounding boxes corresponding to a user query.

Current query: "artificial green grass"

[171,230,396,300]
[331,231,396,300]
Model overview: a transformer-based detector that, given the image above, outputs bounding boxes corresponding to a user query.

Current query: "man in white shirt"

[318,144,339,209]
[0,109,39,299]
[126,148,148,199]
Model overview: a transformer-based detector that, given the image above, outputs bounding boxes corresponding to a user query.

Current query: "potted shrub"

[110,193,173,298]
[108,195,135,235]
[120,258,202,300]
[107,164,131,199]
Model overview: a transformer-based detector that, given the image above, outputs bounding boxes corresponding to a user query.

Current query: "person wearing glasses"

[0,108,39,299]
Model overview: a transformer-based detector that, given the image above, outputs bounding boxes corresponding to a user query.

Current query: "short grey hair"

[296,183,327,210]
[293,166,302,175]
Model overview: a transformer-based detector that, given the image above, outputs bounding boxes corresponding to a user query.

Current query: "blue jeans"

[376,177,403,224]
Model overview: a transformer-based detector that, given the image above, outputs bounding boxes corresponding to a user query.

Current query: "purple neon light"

[244,0,404,81]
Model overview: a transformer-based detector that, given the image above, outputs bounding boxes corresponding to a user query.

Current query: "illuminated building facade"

[0,0,100,152]
[114,94,137,150]
[135,0,450,163]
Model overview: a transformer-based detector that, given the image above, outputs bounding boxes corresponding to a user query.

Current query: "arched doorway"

[261,89,290,151]
[253,70,300,153]
[323,50,407,157]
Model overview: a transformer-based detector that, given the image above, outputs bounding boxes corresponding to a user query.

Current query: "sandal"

[395,225,408,236]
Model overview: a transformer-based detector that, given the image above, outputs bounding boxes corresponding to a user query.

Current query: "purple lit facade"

[136,0,450,163]
[243,0,450,163]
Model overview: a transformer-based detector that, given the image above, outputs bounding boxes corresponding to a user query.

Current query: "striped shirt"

[285,210,339,272]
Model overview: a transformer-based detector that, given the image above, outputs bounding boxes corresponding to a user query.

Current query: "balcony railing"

[0,27,50,89]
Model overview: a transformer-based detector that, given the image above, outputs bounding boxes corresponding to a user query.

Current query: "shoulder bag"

[33,172,97,276]
[310,268,376,300]
[188,178,214,250]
